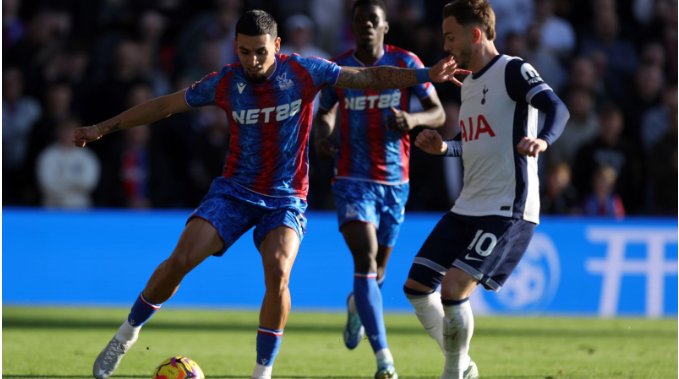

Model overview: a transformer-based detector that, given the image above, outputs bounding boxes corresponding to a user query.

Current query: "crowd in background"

[3,0,677,216]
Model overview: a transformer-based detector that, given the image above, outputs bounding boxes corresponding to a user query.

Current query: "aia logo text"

[460,114,496,142]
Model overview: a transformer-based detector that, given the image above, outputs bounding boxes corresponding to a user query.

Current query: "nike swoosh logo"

[464,253,483,262]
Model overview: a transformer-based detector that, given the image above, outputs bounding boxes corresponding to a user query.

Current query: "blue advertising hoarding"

[3,208,676,317]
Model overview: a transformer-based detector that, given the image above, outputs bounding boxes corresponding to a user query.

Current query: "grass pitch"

[3,306,676,378]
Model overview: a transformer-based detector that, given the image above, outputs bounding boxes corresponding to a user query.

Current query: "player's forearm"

[313,108,336,140]
[336,66,429,90]
[96,92,188,136]
[409,105,445,129]
[532,90,570,146]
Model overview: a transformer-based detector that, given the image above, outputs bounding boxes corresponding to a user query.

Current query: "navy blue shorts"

[332,179,409,247]
[407,212,535,291]
[189,177,307,256]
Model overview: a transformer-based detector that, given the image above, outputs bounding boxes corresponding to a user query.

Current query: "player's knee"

[440,271,478,300]
[403,278,435,296]
[264,263,291,291]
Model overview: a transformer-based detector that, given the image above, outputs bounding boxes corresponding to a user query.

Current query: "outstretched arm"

[73,89,191,147]
[335,56,470,90]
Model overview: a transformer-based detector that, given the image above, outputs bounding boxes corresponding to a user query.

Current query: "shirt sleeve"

[444,133,463,157]
[184,68,228,107]
[505,58,569,146]
[295,56,342,88]
[505,58,552,104]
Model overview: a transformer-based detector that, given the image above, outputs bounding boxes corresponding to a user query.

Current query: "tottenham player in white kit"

[402,1,569,379]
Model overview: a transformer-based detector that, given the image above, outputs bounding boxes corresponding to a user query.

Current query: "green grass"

[2,306,677,379]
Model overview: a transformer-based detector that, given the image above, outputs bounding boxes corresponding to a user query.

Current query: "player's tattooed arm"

[334,56,470,90]
[335,66,420,90]
[74,89,191,147]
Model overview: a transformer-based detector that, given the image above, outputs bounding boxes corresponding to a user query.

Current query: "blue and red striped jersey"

[319,45,434,184]
[185,54,341,200]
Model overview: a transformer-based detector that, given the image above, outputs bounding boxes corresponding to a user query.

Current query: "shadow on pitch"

[3,315,673,339]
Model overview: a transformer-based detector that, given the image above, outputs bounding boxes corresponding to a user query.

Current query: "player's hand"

[415,129,447,155]
[516,137,547,157]
[73,125,103,147]
[429,56,472,86]
[386,107,414,132]
[315,137,337,160]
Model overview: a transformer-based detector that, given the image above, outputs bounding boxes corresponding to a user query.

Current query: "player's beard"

[455,45,473,70]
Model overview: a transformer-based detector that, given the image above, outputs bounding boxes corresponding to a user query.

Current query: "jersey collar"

[471,54,502,80]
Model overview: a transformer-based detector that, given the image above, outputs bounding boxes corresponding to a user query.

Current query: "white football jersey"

[452,54,552,224]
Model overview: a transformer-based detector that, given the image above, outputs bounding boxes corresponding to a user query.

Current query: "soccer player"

[75,9,463,379]
[402,1,569,379]
[313,1,445,378]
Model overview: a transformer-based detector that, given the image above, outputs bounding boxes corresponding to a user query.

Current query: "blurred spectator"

[175,0,242,74]
[181,38,228,82]
[564,55,606,108]
[29,82,74,161]
[646,107,678,215]
[579,2,639,102]
[25,81,75,204]
[0,1,675,215]
[36,117,100,208]
[135,10,172,97]
[506,27,566,94]
[3,0,24,50]
[533,0,575,59]
[641,84,677,152]
[489,0,533,51]
[572,103,644,214]
[280,13,329,58]
[310,0,346,54]
[548,87,598,166]
[582,164,625,218]
[3,67,42,205]
[541,162,579,215]
[620,63,664,141]
[385,0,426,55]
[186,106,231,205]
[633,0,678,71]
[118,83,156,209]
[121,125,153,209]
[40,43,91,115]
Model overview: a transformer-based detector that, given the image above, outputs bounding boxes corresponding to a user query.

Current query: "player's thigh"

[255,207,306,276]
[259,226,301,281]
[406,212,473,291]
[440,267,479,300]
[170,217,226,268]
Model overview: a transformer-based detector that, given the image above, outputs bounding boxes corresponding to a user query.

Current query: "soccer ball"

[152,356,205,379]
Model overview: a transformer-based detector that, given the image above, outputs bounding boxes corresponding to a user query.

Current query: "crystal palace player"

[403,1,569,378]
[74,9,463,379]
[313,1,445,378]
